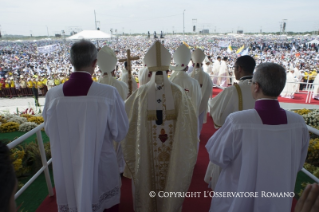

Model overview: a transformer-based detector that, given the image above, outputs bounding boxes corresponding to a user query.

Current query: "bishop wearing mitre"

[122,41,198,212]
[97,46,129,100]
[169,44,202,146]
[190,49,213,133]
[97,45,129,173]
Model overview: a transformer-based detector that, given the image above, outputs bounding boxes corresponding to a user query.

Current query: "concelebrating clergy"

[42,39,313,212]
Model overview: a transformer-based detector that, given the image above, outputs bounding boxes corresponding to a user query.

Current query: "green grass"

[16,168,55,212]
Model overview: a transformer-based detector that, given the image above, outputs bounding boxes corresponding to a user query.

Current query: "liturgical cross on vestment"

[119,49,140,97]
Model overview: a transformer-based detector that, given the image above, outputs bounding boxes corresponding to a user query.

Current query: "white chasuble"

[43,83,129,212]
[122,78,198,212]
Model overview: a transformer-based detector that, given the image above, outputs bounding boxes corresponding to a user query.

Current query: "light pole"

[183,10,185,36]
[94,10,97,30]
[46,26,49,37]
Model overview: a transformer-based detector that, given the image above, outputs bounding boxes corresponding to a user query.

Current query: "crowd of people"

[1,36,319,212]
[1,35,319,101]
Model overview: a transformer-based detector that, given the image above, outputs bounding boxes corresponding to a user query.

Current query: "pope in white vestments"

[97,45,129,173]
[212,58,221,85]
[43,40,129,212]
[122,41,198,212]
[280,71,296,99]
[217,58,230,88]
[206,63,309,212]
[190,49,213,134]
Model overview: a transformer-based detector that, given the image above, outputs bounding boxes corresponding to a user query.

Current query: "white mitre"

[97,45,117,74]
[169,44,191,71]
[192,49,206,67]
[144,41,174,117]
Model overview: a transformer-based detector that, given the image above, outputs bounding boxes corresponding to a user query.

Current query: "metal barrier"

[7,123,54,199]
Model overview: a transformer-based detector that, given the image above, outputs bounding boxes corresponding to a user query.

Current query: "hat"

[191,49,206,65]
[97,46,117,74]
[144,41,175,119]
[144,41,171,72]
[169,44,191,71]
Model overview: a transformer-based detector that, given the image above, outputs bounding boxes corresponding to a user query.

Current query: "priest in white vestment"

[122,41,198,212]
[206,63,309,212]
[169,44,202,146]
[212,57,221,86]
[190,49,213,134]
[312,72,319,100]
[217,57,230,88]
[205,55,256,190]
[280,70,296,99]
[97,45,129,173]
[43,40,129,212]
[120,61,138,92]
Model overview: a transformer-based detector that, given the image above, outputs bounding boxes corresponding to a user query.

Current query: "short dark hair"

[70,40,97,70]
[253,63,286,97]
[235,55,256,75]
[217,56,221,59]
[0,141,16,212]
[124,61,127,68]
[223,57,228,61]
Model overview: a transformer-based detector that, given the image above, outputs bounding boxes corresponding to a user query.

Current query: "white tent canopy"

[67,30,112,40]
[307,40,319,45]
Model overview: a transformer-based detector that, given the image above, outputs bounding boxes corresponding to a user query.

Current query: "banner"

[218,41,231,48]
[37,44,60,54]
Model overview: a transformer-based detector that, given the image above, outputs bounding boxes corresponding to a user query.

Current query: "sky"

[1,0,319,36]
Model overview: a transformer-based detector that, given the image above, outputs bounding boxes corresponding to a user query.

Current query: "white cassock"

[120,68,138,92]
[171,71,202,140]
[217,61,230,88]
[137,66,150,86]
[190,67,213,133]
[312,74,319,100]
[205,79,255,189]
[98,74,128,173]
[206,110,309,212]
[280,72,295,99]
[212,61,221,85]
[43,83,129,212]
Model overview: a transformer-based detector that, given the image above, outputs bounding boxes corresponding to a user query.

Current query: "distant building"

[237,30,244,34]
[202,29,209,34]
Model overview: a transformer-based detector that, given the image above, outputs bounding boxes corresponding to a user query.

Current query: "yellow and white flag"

[227,45,232,54]
[236,45,245,54]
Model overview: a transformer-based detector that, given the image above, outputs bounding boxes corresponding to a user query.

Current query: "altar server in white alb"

[190,49,213,133]
[169,44,202,141]
[206,62,309,212]
[98,46,129,101]
[204,55,256,190]
[97,45,129,174]
[122,41,198,212]
[43,40,129,212]
[313,71,319,100]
